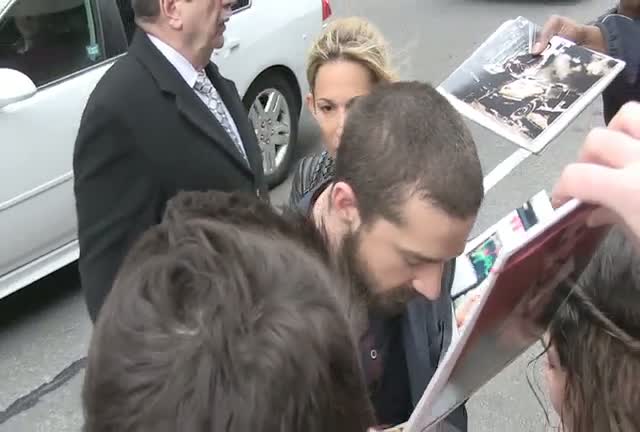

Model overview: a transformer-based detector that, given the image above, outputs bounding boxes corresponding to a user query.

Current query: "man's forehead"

[396,196,476,259]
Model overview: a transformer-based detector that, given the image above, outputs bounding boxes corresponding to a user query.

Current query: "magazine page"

[400,198,608,432]
[437,16,626,153]
[452,190,555,300]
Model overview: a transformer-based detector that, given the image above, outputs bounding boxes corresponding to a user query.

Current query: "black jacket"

[594,12,640,123]
[73,30,267,321]
[289,152,467,431]
[289,150,335,206]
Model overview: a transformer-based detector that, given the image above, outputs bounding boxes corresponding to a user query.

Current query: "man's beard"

[336,228,418,317]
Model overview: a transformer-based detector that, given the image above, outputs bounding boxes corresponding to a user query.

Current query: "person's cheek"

[545,365,564,416]
[365,250,397,291]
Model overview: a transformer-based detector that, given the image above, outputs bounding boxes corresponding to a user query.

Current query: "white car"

[0,0,332,300]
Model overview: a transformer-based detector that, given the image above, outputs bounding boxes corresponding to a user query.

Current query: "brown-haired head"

[83,191,375,432]
[546,228,640,431]
[335,80,483,224]
[317,81,481,302]
[130,0,160,21]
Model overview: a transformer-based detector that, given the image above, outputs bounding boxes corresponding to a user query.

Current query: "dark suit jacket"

[73,30,267,321]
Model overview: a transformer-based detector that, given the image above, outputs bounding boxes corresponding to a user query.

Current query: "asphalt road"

[0,0,615,430]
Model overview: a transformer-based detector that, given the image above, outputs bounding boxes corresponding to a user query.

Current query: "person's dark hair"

[334,80,483,225]
[163,191,368,330]
[131,0,160,20]
[83,206,375,432]
[163,191,331,263]
[545,228,640,431]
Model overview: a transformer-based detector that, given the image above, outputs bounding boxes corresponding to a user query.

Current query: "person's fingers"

[607,102,640,139]
[533,15,578,54]
[455,293,481,327]
[586,207,622,228]
[577,127,640,168]
[552,162,635,212]
[533,16,561,54]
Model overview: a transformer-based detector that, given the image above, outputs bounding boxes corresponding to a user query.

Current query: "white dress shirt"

[147,33,245,150]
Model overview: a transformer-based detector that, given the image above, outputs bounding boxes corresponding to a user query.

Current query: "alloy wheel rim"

[248,88,292,176]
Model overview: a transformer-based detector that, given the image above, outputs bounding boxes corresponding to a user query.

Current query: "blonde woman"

[289,17,397,206]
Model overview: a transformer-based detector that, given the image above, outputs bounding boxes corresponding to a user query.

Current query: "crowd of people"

[72,0,640,431]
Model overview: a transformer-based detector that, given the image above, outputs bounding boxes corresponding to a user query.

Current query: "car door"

[216,0,321,98]
[214,0,323,185]
[0,0,122,282]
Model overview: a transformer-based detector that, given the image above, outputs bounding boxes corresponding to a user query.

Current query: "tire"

[243,72,300,188]
[513,102,535,119]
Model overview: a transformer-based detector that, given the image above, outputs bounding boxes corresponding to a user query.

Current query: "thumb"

[533,15,563,54]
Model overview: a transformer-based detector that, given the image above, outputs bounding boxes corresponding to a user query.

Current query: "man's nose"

[336,108,347,139]
[221,5,233,21]
[411,264,443,301]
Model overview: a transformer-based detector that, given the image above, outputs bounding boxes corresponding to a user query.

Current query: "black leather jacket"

[288,151,467,431]
[288,151,336,207]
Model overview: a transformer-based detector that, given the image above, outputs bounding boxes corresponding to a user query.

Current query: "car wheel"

[513,102,535,119]
[243,72,300,188]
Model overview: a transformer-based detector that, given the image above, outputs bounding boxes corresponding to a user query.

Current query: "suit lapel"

[129,31,254,177]
[175,87,251,171]
[206,65,265,179]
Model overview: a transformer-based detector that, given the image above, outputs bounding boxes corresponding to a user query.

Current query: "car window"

[232,0,251,12]
[0,0,105,87]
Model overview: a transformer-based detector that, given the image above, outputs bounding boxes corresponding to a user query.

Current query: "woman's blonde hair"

[306,17,397,93]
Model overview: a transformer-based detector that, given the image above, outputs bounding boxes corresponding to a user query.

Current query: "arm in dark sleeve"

[73,103,160,321]
[595,15,640,122]
[288,156,312,207]
[404,260,468,432]
[437,259,468,432]
[596,15,640,85]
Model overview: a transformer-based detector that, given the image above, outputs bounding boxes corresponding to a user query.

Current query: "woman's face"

[307,60,375,156]
[543,334,567,419]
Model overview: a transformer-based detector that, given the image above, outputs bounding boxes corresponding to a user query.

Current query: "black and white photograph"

[439,17,625,152]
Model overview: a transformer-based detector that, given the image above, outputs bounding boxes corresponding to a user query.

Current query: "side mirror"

[0,68,36,109]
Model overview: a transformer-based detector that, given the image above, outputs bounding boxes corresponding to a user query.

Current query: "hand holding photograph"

[438,16,626,153]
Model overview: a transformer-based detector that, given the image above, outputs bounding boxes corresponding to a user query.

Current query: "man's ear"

[329,182,361,229]
[161,0,182,30]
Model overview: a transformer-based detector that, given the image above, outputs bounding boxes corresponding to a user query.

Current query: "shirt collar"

[146,33,200,88]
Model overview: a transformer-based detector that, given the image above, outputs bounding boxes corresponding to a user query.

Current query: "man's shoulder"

[87,54,153,109]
